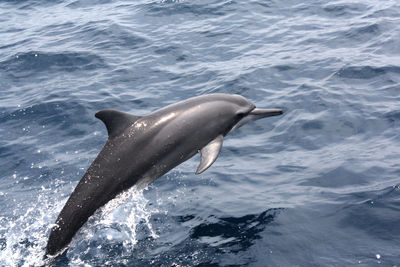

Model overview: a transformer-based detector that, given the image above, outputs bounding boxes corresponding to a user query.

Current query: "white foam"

[0,191,65,267]
[0,184,158,266]
[67,185,159,263]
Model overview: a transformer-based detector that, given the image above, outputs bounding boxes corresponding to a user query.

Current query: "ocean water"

[1,0,400,266]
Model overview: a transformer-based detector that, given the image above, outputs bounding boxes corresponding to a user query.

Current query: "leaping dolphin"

[45,93,283,256]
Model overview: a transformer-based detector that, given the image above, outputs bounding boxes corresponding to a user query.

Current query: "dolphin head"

[226,94,283,134]
[189,94,282,136]
[191,94,283,174]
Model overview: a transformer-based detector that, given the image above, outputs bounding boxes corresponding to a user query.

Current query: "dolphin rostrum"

[45,93,283,256]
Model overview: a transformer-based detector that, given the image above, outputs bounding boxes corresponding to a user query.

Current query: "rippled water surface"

[1,0,400,266]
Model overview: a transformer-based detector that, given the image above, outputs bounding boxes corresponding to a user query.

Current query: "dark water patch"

[0,26,24,34]
[0,143,31,177]
[190,208,281,253]
[77,22,147,50]
[300,166,384,188]
[335,65,400,80]
[0,100,103,178]
[144,0,234,17]
[0,237,5,250]
[273,65,295,72]
[384,110,400,127]
[250,0,273,10]
[344,23,381,41]
[0,39,30,50]
[0,52,107,79]
[322,3,367,18]
[41,22,76,38]
[176,54,188,62]
[154,45,179,54]
[0,102,102,187]
[0,101,90,129]
[213,76,255,97]
[1,0,63,10]
[177,214,196,223]
[200,30,232,38]
[364,6,400,19]
[280,112,362,151]
[67,0,113,8]
[301,120,324,131]
[339,185,400,240]
[154,45,189,62]
[276,165,307,173]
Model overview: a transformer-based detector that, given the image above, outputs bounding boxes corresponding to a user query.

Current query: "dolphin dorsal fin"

[196,135,223,174]
[95,109,141,138]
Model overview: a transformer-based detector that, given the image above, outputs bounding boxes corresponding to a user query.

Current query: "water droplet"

[376,254,381,259]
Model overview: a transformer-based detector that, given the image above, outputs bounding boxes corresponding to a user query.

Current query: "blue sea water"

[1,0,400,266]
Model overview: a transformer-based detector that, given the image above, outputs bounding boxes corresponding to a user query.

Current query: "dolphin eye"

[235,112,245,120]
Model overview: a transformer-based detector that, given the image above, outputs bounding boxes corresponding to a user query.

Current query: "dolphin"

[45,93,283,256]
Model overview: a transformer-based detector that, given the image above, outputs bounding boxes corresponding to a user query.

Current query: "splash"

[67,185,159,264]
[0,185,158,266]
[0,190,65,267]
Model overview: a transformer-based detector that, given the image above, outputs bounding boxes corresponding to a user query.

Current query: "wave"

[0,52,107,79]
[190,208,282,252]
[335,65,400,79]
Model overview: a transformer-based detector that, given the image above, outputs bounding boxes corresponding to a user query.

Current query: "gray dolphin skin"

[45,93,283,256]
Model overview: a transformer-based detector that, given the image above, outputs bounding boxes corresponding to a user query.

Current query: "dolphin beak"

[228,108,283,134]
[249,108,283,118]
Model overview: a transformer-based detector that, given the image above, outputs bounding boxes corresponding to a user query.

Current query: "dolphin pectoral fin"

[196,135,223,174]
[95,109,142,138]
